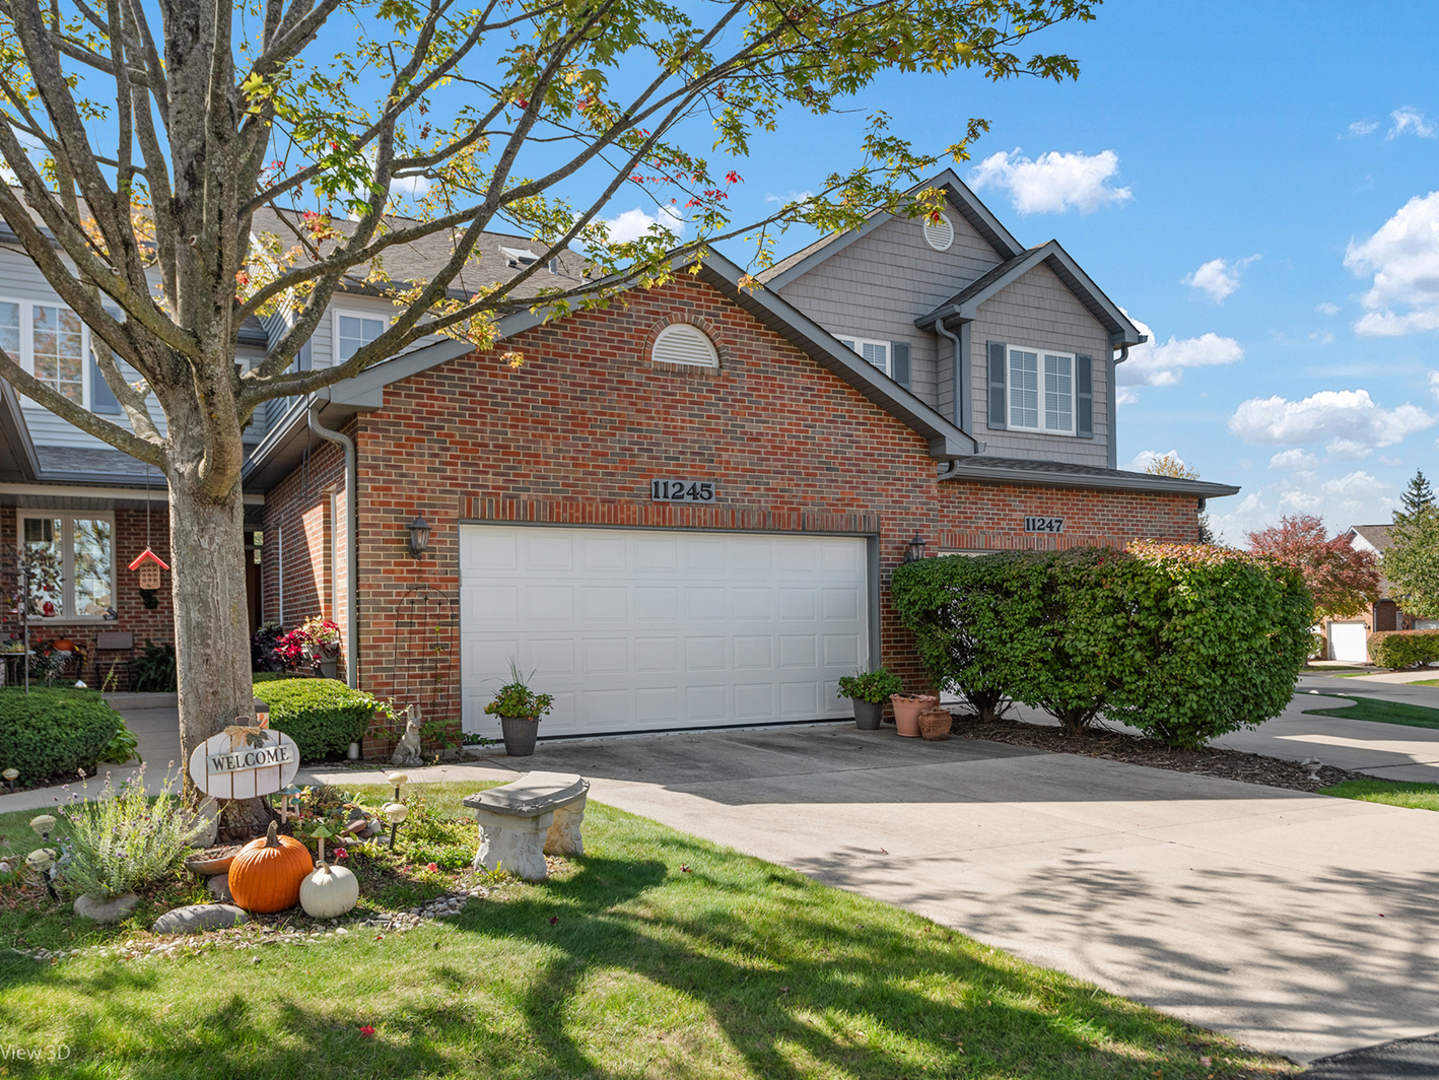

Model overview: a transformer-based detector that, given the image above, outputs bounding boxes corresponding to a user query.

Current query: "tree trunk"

[168,469,266,838]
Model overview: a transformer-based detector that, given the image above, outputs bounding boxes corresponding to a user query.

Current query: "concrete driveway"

[427,724,1439,1065]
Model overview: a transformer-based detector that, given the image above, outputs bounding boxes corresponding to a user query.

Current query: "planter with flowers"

[836,667,904,730]
[276,617,342,678]
[483,661,554,757]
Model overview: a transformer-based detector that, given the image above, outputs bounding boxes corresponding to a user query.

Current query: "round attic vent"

[652,322,719,367]
[922,212,954,252]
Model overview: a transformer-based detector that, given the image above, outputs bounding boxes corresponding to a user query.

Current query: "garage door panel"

[526,586,574,621]
[686,685,728,720]
[461,584,518,627]
[685,636,727,670]
[733,636,773,669]
[581,638,628,674]
[635,637,680,672]
[461,525,868,736]
[686,587,726,619]
[777,588,816,619]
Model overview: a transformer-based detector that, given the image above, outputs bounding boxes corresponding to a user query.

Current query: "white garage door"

[460,525,870,737]
[1329,621,1369,663]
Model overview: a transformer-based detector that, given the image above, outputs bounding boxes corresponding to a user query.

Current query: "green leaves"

[893,544,1312,748]
[1383,505,1439,620]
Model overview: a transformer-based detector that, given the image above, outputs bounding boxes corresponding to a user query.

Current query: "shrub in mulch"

[948,711,1370,792]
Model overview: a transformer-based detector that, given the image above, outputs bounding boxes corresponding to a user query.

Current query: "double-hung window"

[20,513,115,620]
[335,313,387,362]
[1008,347,1075,435]
[0,299,99,408]
[838,336,890,377]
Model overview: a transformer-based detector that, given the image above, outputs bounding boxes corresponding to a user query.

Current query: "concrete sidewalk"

[394,723,1439,1065]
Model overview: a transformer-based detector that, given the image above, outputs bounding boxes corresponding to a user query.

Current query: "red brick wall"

[260,275,1202,753]
[0,505,176,687]
[259,438,347,678]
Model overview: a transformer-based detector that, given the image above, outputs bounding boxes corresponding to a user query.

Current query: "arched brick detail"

[643,312,729,376]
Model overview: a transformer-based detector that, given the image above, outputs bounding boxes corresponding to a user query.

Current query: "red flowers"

[425,862,438,872]
[358,1025,375,1038]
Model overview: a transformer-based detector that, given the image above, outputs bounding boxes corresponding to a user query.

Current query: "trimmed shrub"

[251,671,309,683]
[1100,542,1312,748]
[1369,630,1439,669]
[892,542,1312,747]
[254,677,379,761]
[0,687,122,783]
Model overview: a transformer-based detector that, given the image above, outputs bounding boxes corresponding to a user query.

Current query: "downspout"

[935,318,966,434]
[308,401,359,688]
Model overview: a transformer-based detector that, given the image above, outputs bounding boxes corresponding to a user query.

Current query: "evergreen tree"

[1395,471,1435,527]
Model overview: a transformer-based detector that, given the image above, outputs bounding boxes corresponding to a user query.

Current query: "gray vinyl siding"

[775,201,1001,411]
[969,261,1110,466]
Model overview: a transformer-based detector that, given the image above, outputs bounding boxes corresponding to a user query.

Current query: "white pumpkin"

[299,862,359,918]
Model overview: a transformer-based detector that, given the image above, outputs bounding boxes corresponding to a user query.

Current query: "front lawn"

[0,783,1292,1079]
[1301,694,1439,729]
[1320,778,1439,811]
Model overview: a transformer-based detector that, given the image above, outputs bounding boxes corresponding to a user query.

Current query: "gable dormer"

[758,172,1144,469]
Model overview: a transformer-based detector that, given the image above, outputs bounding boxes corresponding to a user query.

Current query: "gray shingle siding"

[968,260,1110,466]
[774,201,1001,411]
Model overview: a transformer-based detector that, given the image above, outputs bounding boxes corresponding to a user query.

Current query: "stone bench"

[461,772,589,881]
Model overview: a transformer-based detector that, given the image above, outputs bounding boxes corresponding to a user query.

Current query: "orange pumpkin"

[53,639,74,652]
[228,822,312,913]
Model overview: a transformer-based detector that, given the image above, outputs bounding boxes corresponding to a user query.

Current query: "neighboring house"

[1324,524,1436,662]
[0,171,1238,748]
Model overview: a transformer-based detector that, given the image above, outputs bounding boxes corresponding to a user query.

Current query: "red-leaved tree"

[1246,514,1379,621]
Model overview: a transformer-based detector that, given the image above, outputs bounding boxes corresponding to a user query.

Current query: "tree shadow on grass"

[0,825,1287,1079]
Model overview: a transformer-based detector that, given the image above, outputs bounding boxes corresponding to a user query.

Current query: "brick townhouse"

[0,171,1237,748]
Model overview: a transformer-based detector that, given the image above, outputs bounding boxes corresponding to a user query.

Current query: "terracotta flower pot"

[917,706,953,741]
[890,694,938,738]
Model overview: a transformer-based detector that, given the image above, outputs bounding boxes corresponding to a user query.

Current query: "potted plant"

[837,667,903,730]
[483,660,554,757]
[890,689,939,738]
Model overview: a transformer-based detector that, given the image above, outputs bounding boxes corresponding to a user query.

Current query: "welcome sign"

[188,729,300,800]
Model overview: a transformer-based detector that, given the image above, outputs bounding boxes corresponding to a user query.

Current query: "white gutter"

[307,402,359,688]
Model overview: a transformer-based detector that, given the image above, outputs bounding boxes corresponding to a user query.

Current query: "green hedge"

[891,542,1312,747]
[253,678,378,761]
[1369,630,1439,669]
[0,687,122,783]
[251,671,310,683]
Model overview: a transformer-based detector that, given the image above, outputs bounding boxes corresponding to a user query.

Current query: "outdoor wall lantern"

[902,534,928,563]
[407,515,432,559]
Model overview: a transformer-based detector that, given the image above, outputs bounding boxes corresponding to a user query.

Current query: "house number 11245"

[651,479,717,503]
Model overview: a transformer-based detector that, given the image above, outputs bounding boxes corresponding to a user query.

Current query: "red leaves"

[1245,513,1380,620]
[725,171,742,185]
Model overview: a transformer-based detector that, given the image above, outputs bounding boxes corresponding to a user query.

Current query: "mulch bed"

[945,712,1375,792]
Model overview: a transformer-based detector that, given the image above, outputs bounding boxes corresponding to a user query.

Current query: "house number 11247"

[651,479,716,503]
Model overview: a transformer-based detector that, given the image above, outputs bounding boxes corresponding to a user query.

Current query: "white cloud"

[1116,387,1139,407]
[597,204,685,244]
[968,148,1132,215]
[1115,314,1243,396]
[1349,119,1381,137]
[765,189,813,206]
[1309,330,1335,344]
[1315,302,1340,316]
[1211,473,1397,544]
[1269,448,1318,470]
[1345,192,1439,336]
[1124,449,1186,474]
[1388,106,1435,140]
[1182,255,1259,303]
[390,174,432,198]
[1429,370,1439,399]
[1227,389,1435,456]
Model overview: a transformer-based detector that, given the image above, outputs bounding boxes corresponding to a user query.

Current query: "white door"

[1329,621,1369,663]
[459,525,870,737]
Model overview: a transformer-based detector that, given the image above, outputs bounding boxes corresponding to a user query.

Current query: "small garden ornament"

[383,802,408,850]
[299,820,359,918]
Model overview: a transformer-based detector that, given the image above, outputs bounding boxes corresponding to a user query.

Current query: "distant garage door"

[1328,621,1369,663]
[459,525,871,738]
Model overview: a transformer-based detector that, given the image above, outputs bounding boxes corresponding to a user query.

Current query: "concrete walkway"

[320,724,1439,1066]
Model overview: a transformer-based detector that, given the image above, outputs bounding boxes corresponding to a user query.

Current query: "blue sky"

[601,0,1439,542]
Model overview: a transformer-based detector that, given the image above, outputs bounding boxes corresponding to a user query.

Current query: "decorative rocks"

[462,772,589,881]
[74,892,140,923]
[151,904,250,935]
[208,874,233,902]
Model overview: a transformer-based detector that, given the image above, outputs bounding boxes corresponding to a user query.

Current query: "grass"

[1301,694,1439,729]
[0,781,1293,1080]
[1320,777,1439,811]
